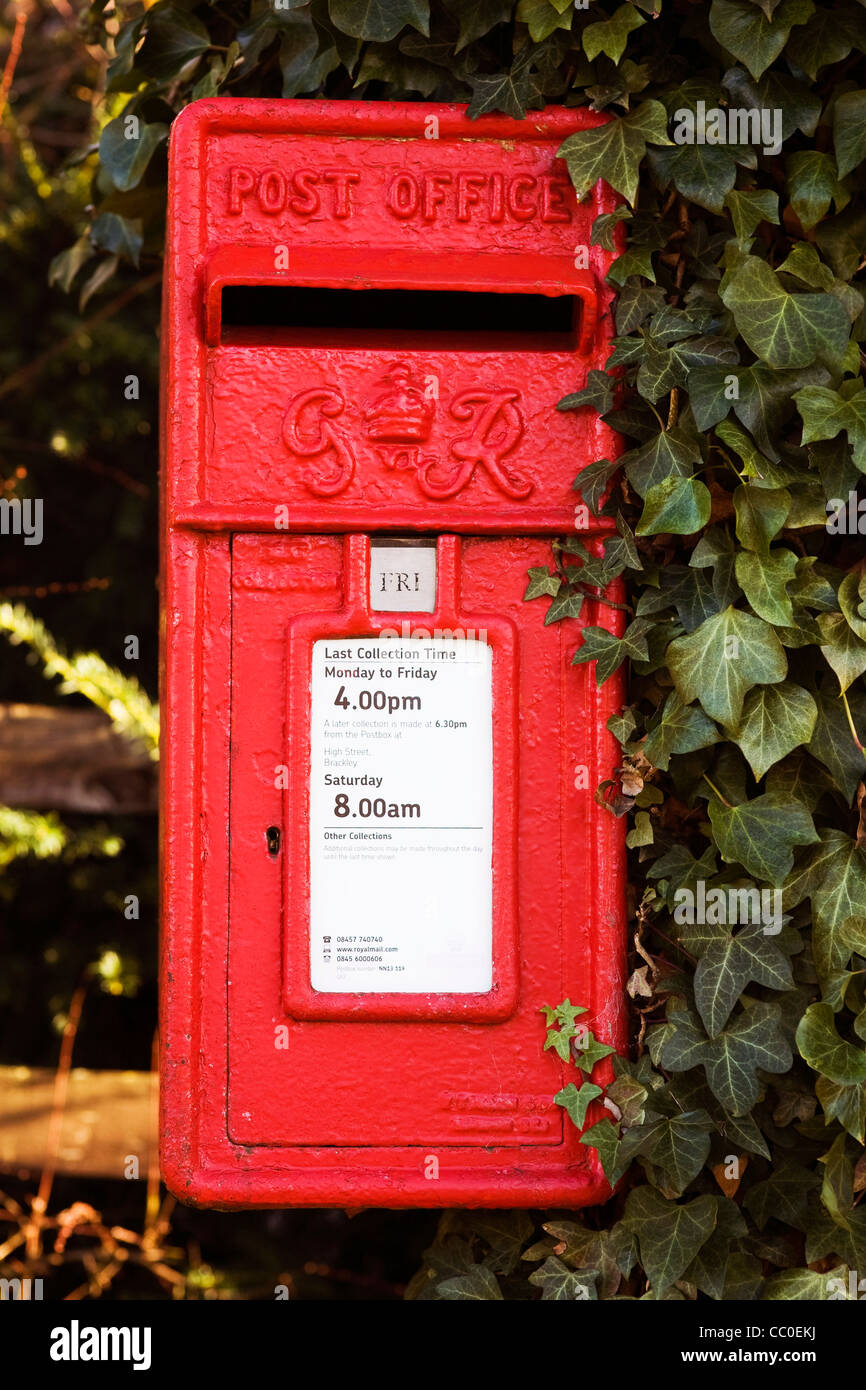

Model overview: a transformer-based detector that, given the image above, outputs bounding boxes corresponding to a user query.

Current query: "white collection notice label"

[309,636,494,993]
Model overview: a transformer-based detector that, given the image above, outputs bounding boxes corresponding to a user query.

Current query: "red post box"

[160,99,626,1208]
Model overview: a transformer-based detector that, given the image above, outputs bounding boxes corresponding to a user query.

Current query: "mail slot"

[160,99,626,1208]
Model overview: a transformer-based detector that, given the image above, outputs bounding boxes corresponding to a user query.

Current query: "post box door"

[226,532,615,1149]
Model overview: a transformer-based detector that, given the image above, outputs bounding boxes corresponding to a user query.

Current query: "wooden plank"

[0,704,157,813]
[0,1066,156,1180]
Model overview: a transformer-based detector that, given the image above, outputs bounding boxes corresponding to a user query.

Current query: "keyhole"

[266,826,281,856]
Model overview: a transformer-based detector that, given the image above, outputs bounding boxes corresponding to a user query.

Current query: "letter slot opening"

[218,285,580,350]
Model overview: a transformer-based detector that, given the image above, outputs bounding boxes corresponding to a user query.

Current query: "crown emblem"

[362,361,435,444]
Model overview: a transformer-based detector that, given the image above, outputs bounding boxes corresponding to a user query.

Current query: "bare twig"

[0,7,28,127]
[26,978,88,1259]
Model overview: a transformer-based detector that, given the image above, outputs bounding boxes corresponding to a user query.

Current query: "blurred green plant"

[0,601,159,753]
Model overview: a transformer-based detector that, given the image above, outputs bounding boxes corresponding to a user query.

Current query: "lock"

[160,99,627,1208]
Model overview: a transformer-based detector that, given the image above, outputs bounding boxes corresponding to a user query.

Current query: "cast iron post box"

[160,99,626,1209]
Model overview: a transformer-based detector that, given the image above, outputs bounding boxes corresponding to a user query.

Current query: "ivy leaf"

[622,1189,718,1294]
[591,205,632,250]
[558,370,614,414]
[744,1159,819,1229]
[784,830,866,982]
[722,65,821,141]
[709,0,816,80]
[818,612,866,693]
[572,620,653,685]
[734,549,798,626]
[417,1234,476,1283]
[558,100,672,207]
[574,456,621,514]
[637,334,738,403]
[702,1002,793,1114]
[443,0,512,52]
[667,606,788,727]
[90,212,142,268]
[733,484,790,554]
[48,236,94,294]
[721,1252,763,1300]
[636,476,711,535]
[465,1211,534,1275]
[192,43,241,100]
[808,686,866,801]
[816,1075,866,1143]
[579,1118,622,1182]
[650,144,737,215]
[838,569,866,642]
[574,1030,617,1074]
[643,690,721,771]
[282,17,339,96]
[637,564,722,631]
[328,0,430,42]
[98,117,168,193]
[606,1071,649,1129]
[106,16,145,90]
[797,1003,866,1084]
[620,426,701,499]
[541,998,587,1030]
[544,1023,576,1062]
[651,1008,711,1073]
[841,916,866,956]
[78,255,120,311]
[779,244,841,298]
[544,587,584,625]
[732,682,818,780]
[555,1081,602,1128]
[724,187,780,240]
[528,1256,597,1301]
[627,811,653,847]
[720,257,850,370]
[523,567,561,600]
[785,4,866,79]
[466,43,544,117]
[833,89,866,180]
[583,4,646,63]
[637,1111,715,1195]
[691,363,831,460]
[437,1265,503,1300]
[690,922,794,1037]
[715,421,779,488]
[682,1196,748,1299]
[795,383,866,472]
[708,792,818,884]
[137,6,210,81]
[786,151,848,231]
[819,1130,854,1224]
[614,281,666,333]
[763,1268,841,1299]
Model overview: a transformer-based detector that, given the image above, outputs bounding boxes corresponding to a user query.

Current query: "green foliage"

[0,807,122,870]
[46,0,866,1302]
[0,603,159,754]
